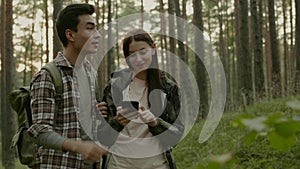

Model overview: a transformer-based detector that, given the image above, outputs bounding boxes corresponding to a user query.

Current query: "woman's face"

[127,40,154,73]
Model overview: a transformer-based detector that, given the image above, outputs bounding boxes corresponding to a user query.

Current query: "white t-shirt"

[107,77,168,169]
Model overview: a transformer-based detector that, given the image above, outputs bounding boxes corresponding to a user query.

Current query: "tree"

[283,0,288,95]
[44,0,50,62]
[268,0,281,97]
[234,0,240,108]
[193,0,208,118]
[167,0,176,74]
[140,0,144,28]
[217,1,230,109]
[251,0,265,99]
[106,0,115,78]
[1,0,16,168]
[0,2,6,164]
[159,0,168,69]
[237,0,252,106]
[53,0,63,58]
[295,0,300,92]
[174,0,186,63]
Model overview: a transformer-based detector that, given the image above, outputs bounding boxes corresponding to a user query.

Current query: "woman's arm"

[148,85,184,149]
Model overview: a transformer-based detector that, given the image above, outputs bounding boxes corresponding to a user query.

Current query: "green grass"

[174,96,300,169]
[1,96,300,169]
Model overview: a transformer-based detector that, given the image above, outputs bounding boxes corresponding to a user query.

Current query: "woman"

[101,29,184,169]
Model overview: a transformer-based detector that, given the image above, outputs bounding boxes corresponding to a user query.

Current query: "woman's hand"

[96,102,108,118]
[115,107,138,126]
[138,107,157,127]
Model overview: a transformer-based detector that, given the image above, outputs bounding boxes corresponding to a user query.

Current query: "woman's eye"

[129,53,136,58]
[139,51,147,55]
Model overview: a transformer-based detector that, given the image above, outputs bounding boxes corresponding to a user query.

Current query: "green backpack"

[9,62,63,168]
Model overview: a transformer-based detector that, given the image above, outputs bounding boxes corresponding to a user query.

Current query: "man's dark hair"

[56,4,95,47]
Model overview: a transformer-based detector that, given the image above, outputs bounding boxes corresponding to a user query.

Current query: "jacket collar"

[53,52,74,68]
[110,68,133,90]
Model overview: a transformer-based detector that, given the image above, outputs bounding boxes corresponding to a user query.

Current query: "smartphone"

[120,101,139,113]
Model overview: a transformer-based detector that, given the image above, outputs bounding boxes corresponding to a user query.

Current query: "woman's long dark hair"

[122,29,163,115]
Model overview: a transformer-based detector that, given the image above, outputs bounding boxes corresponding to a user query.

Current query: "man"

[28,4,107,168]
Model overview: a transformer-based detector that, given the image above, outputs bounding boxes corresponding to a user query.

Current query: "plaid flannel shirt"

[28,52,100,169]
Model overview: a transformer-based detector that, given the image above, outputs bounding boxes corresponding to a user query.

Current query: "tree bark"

[1,0,16,168]
[106,0,114,78]
[295,0,300,92]
[0,0,6,165]
[53,0,63,58]
[238,0,252,106]
[218,1,230,110]
[251,0,265,99]
[193,0,208,118]
[167,0,176,74]
[159,0,167,69]
[174,0,185,63]
[268,0,281,97]
[44,0,49,63]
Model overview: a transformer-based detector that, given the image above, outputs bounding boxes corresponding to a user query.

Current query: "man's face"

[72,14,100,54]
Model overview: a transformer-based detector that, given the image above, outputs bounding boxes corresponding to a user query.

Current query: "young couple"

[28,3,183,169]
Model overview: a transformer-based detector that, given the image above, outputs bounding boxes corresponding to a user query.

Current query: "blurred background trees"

[1,0,299,168]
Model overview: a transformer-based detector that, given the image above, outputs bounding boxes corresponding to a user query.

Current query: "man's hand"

[62,140,108,162]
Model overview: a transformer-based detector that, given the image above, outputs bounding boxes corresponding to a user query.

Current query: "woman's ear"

[151,43,157,55]
[151,43,157,48]
[65,29,75,42]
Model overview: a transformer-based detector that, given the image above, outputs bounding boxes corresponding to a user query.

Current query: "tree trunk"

[167,0,176,74]
[295,0,300,92]
[115,0,120,68]
[251,0,265,99]
[193,0,208,118]
[182,0,188,62]
[106,0,114,78]
[101,0,107,88]
[0,0,6,165]
[264,8,272,99]
[53,0,63,58]
[44,0,49,63]
[238,0,252,106]
[1,0,16,168]
[96,0,105,95]
[290,0,295,93]
[174,0,185,63]
[218,1,230,110]
[159,0,167,69]
[268,0,281,97]
[283,0,288,95]
[140,0,144,28]
[234,0,240,108]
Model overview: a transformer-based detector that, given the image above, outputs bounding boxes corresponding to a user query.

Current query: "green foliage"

[174,97,300,169]
[232,100,300,152]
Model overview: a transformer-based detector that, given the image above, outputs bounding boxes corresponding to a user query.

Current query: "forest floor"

[1,96,300,169]
[174,96,300,169]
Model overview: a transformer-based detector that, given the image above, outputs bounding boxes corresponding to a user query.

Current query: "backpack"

[9,62,63,168]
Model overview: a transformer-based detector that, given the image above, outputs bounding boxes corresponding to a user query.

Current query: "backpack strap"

[41,62,63,126]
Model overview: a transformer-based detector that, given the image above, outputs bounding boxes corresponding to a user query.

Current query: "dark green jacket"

[101,69,184,169]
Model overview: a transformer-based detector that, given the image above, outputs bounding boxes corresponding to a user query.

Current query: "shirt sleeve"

[28,69,57,138]
[32,131,67,150]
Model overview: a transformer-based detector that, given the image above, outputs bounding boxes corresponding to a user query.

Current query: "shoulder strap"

[41,62,63,126]
[42,62,63,98]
